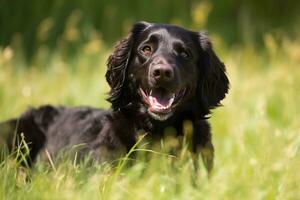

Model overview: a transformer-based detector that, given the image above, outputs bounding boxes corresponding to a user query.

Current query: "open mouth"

[139,87,186,120]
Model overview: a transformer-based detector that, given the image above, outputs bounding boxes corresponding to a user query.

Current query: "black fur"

[0,22,229,172]
[1,105,139,166]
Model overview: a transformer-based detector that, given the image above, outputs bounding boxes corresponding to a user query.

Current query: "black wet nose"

[152,65,174,82]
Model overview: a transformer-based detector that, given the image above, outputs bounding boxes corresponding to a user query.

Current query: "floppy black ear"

[106,21,151,110]
[197,32,229,111]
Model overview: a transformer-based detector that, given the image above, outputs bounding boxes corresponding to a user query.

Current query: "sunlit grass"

[1,33,300,199]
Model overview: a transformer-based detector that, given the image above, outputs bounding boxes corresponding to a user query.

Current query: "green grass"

[1,33,300,200]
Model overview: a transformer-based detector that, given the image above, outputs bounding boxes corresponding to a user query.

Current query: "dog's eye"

[179,50,190,59]
[141,46,152,57]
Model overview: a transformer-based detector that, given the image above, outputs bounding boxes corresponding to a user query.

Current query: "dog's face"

[128,24,200,120]
[106,22,229,121]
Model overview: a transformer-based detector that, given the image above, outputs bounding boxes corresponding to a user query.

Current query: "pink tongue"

[149,90,174,109]
[149,96,170,107]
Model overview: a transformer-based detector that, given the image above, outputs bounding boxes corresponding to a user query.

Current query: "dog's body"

[1,105,140,165]
[0,22,229,172]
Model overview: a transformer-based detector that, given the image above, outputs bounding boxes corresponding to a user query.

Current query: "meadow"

[0,30,300,199]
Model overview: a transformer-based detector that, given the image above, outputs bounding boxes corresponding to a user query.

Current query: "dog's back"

[0,105,132,165]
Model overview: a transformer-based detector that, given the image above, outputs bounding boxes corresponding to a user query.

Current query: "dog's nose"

[152,65,174,82]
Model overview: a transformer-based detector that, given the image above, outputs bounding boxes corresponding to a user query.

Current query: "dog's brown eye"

[141,46,152,57]
[179,50,189,59]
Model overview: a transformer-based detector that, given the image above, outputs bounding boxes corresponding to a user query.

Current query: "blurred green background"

[1,0,300,61]
[1,1,300,199]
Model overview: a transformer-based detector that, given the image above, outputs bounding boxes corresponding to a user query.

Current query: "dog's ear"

[197,32,229,111]
[106,21,151,110]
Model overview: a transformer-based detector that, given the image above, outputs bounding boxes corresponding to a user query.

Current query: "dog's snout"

[152,65,174,82]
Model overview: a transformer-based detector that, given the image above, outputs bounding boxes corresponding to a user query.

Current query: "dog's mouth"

[139,87,186,120]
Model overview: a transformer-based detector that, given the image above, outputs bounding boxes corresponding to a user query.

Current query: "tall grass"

[1,31,300,199]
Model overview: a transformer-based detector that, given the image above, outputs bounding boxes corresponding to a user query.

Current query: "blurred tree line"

[0,0,299,61]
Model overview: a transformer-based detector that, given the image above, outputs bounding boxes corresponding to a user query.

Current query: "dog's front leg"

[192,120,214,176]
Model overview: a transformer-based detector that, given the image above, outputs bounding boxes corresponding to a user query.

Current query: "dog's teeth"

[150,90,153,95]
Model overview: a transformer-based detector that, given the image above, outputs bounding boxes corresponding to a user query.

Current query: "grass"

[0,33,300,200]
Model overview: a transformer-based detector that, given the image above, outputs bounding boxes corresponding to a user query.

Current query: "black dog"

[0,22,229,172]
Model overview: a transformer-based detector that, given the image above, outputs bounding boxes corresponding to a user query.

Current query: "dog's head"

[106,22,229,121]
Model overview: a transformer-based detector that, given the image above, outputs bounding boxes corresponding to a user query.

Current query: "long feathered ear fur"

[197,32,229,113]
[106,21,151,110]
